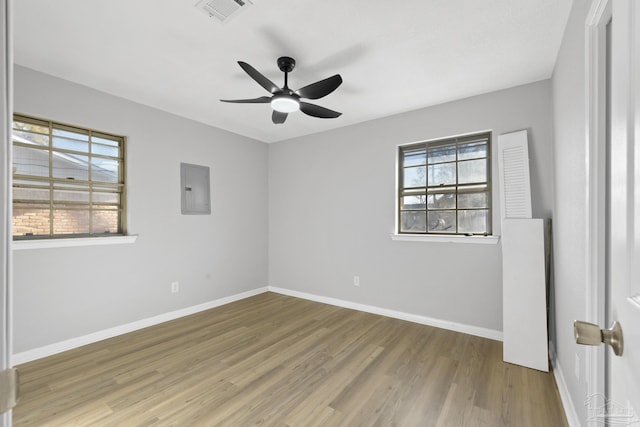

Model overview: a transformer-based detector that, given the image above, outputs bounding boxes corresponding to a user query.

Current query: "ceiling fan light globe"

[271,96,300,113]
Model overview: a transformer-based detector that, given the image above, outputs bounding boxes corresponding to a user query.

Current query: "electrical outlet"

[171,281,180,293]
[353,276,360,287]
[574,353,580,381]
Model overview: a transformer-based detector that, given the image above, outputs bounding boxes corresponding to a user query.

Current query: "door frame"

[0,0,12,426]
[585,0,611,420]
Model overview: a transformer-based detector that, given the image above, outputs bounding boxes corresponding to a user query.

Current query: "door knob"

[574,320,623,356]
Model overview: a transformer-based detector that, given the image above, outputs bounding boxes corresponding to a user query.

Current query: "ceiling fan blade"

[299,102,342,119]
[220,96,272,104]
[238,61,280,94]
[296,74,343,100]
[272,110,288,124]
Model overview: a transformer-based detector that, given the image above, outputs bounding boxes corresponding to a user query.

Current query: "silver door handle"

[574,320,623,356]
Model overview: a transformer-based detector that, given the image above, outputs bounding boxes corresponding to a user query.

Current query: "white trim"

[268,286,503,341]
[12,234,138,250]
[12,285,504,364]
[390,233,500,245]
[584,0,612,410]
[551,353,582,427]
[1,3,13,427]
[12,286,268,364]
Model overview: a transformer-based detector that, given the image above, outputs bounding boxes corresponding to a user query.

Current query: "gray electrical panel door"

[181,163,211,215]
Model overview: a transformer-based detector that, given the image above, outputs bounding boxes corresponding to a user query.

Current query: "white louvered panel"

[502,146,530,217]
[497,130,532,220]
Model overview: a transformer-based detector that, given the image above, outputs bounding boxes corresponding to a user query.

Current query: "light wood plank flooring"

[14,292,568,426]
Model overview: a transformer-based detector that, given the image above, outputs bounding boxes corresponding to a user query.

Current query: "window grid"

[12,114,126,239]
[398,132,492,235]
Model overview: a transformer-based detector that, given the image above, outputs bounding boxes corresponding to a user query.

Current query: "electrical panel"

[180,163,211,215]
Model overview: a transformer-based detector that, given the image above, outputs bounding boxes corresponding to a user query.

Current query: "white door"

[578,0,640,425]
[607,0,640,422]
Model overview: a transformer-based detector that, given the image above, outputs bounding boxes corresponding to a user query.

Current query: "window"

[12,114,126,240]
[398,132,491,235]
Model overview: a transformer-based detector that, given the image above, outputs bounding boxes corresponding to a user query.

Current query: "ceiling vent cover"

[195,0,253,23]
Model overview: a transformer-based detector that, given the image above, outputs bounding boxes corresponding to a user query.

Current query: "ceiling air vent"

[195,0,253,23]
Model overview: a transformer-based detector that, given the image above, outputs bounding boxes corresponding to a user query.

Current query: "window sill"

[12,235,138,250]
[390,233,500,244]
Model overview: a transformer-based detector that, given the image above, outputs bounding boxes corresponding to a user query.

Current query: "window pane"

[458,141,487,160]
[92,204,118,211]
[458,159,487,184]
[428,144,456,164]
[92,210,120,234]
[92,192,120,204]
[53,209,90,235]
[52,128,89,141]
[13,205,50,236]
[401,195,426,210]
[52,153,89,181]
[13,120,49,136]
[53,189,90,203]
[400,211,426,232]
[92,135,119,147]
[91,158,119,183]
[13,187,50,202]
[427,193,455,209]
[428,210,456,233]
[458,191,489,208]
[53,136,89,153]
[428,163,456,186]
[13,145,49,177]
[458,209,489,234]
[402,148,426,167]
[92,143,119,157]
[403,166,426,188]
[13,130,49,147]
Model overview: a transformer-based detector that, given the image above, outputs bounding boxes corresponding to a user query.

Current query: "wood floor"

[14,292,568,426]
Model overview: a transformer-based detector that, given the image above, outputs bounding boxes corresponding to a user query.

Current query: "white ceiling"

[13,0,572,143]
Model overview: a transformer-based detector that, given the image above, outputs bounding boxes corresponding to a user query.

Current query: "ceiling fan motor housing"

[277,56,296,73]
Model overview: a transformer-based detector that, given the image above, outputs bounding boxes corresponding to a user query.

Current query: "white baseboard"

[12,287,268,365]
[550,351,581,427]
[267,286,503,342]
[13,285,504,365]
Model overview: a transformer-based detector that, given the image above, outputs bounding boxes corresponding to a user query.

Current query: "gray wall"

[268,80,554,333]
[13,66,269,353]
[13,66,556,356]
[551,0,592,421]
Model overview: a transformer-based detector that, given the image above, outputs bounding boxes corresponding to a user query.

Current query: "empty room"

[1,0,639,426]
